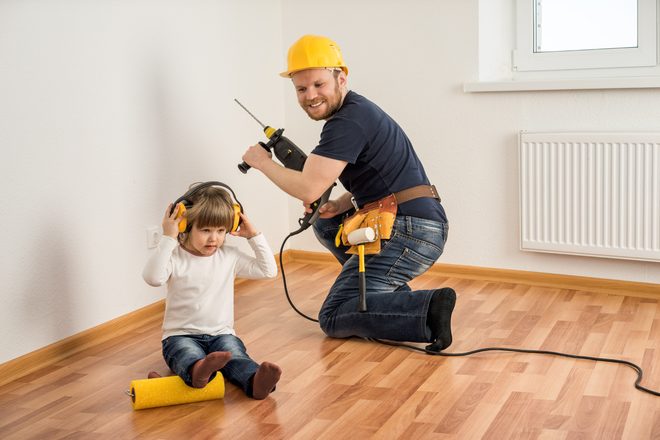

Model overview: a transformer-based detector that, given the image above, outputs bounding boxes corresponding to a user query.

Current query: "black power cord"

[276,230,659,397]
[366,338,660,397]
[279,229,319,323]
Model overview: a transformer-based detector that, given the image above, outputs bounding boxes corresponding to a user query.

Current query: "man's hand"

[242,144,273,171]
[304,196,350,219]
[317,200,343,219]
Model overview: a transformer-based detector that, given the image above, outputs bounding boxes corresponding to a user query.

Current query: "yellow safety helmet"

[279,35,349,78]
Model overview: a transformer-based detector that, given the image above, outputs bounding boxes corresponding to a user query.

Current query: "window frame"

[513,0,658,73]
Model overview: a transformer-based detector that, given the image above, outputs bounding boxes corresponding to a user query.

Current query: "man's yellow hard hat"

[279,35,349,78]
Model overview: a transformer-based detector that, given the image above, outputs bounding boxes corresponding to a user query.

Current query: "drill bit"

[234,98,266,130]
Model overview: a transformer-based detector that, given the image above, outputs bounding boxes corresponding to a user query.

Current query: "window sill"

[463,76,660,93]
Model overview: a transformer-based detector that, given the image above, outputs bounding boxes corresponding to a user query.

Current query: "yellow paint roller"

[346,227,376,312]
[127,374,225,410]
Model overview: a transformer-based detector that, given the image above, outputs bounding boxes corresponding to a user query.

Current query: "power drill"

[235,99,333,231]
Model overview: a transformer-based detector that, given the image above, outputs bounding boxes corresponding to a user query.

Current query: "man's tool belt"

[339,185,440,255]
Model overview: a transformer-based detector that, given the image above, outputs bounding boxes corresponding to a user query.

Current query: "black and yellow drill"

[235,99,333,231]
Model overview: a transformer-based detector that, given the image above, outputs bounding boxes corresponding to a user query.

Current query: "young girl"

[142,183,281,399]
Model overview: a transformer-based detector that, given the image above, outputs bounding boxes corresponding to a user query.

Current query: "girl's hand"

[230,212,259,239]
[162,203,182,239]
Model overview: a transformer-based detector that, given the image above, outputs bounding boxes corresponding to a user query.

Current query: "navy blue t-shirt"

[311,91,447,223]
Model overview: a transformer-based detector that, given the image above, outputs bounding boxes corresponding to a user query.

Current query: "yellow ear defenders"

[170,181,243,234]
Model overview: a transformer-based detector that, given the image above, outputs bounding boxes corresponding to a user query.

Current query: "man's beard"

[305,82,343,121]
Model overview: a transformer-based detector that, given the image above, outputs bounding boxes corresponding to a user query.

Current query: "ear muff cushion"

[231,204,241,232]
[176,203,188,233]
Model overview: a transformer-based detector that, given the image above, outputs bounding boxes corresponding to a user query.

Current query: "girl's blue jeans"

[162,333,259,396]
[313,214,449,342]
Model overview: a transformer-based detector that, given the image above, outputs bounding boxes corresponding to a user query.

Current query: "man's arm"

[243,145,346,204]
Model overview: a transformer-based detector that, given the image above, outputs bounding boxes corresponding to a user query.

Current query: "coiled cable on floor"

[276,232,659,397]
[365,338,660,397]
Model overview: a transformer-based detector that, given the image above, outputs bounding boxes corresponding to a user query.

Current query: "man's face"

[291,69,346,121]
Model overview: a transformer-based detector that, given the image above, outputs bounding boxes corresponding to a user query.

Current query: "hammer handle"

[358,272,367,312]
[358,245,367,312]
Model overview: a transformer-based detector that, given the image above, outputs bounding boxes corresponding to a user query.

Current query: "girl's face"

[184,224,227,256]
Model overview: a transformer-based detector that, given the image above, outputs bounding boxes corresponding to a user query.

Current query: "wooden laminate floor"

[1,259,659,439]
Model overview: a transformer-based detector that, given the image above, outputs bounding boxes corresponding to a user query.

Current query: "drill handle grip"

[298,184,334,231]
[237,142,271,174]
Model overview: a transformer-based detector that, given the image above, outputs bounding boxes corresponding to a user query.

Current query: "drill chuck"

[264,126,277,138]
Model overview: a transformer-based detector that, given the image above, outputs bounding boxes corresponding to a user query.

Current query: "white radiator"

[518,132,660,262]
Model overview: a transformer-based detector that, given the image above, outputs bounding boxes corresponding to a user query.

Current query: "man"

[241,34,455,352]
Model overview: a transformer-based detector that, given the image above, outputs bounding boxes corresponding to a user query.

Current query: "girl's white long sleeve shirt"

[142,233,277,340]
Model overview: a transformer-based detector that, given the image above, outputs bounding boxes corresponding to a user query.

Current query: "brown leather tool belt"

[358,184,440,211]
[341,185,440,254]
[393,184,441,205]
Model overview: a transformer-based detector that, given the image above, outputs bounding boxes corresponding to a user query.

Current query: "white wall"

[0,0,288,364]
[1,0,658,364]
[281,0,660,283]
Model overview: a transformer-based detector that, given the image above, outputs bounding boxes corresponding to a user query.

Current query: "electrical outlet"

[146,226,160,249]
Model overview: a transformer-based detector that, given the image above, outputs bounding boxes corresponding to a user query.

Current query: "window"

[514,0,657,72]
[464,0,660,91]
[535,0,637,52]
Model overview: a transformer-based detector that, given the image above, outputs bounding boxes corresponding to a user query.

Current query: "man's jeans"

[313,214,448,342]
[162,334,259,396]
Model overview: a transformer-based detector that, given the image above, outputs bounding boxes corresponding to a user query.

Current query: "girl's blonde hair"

[179,185,235,244]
